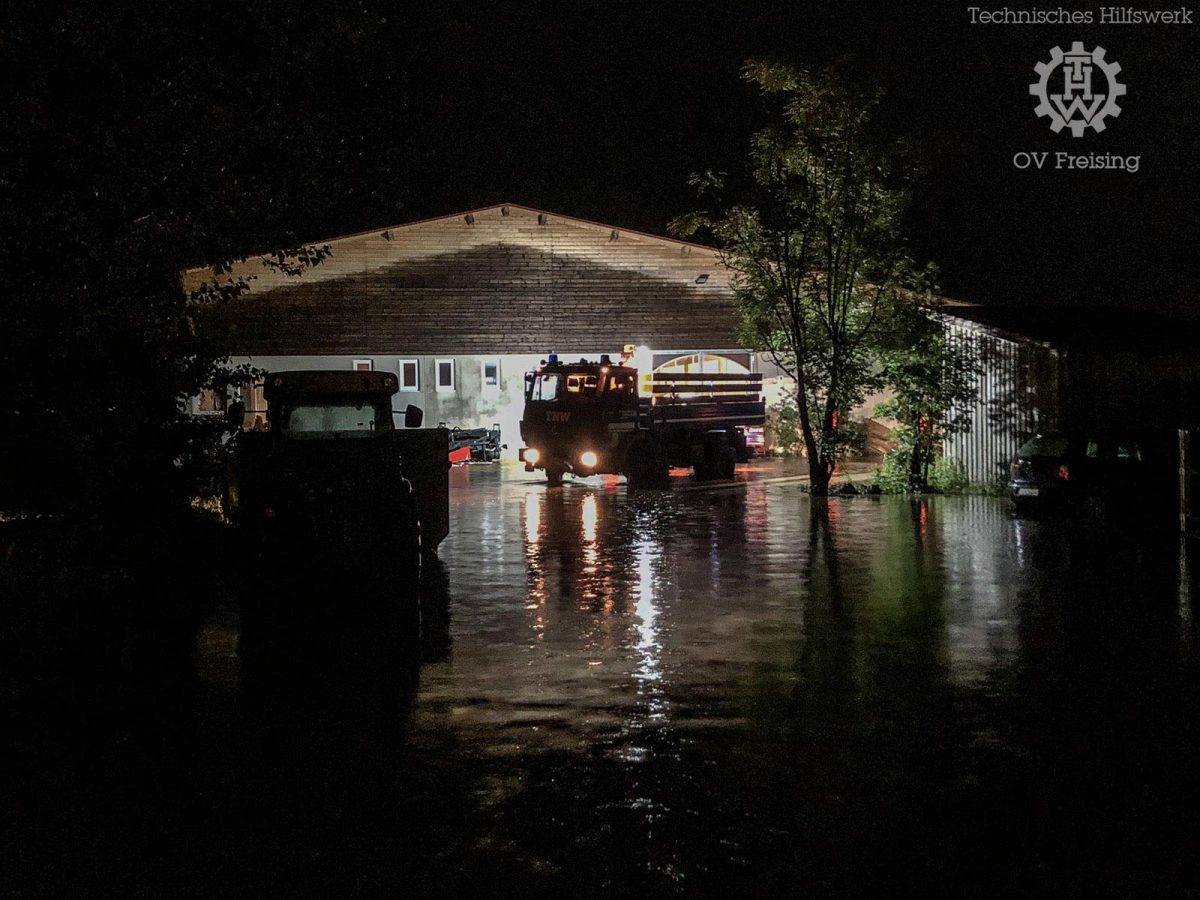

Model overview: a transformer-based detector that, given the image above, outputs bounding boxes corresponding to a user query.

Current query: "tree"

[874,308,979,490]
[672,62,930,494]
[0,3,388,520]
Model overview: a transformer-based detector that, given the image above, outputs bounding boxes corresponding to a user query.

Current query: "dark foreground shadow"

[1,517,462,897]
[236,541,457,725]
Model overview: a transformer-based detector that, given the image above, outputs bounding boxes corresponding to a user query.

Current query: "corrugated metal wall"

[942,320,1060,484]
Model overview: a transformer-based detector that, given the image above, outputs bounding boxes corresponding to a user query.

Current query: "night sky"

[5,1,1198,314]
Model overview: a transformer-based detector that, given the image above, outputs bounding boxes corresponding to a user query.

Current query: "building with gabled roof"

[191,201,1200,506]
[187,203,765,451]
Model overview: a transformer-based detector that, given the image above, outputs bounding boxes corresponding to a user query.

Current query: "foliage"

[874,454,981,495]
[979,475,1010,497]
[770,389,867,459]
[835,418,868,458]
[926,457,970,494]
[873,451,913,494]
[0,5,360,520]
[672,62,932,494]
[766,391,805,456]
[874,307,979,490]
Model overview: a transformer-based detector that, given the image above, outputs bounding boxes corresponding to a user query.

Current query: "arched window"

[652,352,751,376]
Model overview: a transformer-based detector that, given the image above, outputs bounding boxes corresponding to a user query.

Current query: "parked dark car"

[1009,432,1149,510]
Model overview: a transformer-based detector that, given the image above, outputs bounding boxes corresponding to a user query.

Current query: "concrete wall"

[234,352,548,459]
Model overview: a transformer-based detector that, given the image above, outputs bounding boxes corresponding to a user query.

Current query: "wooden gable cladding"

[208,241,741,354]
[193,204,742,355]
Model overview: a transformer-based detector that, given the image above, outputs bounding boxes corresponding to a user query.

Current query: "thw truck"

[518,354,765,487]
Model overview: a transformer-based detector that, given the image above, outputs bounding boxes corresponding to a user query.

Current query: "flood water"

[8,461,1200,896]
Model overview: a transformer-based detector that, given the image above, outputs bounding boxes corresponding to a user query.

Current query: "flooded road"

[9,461,1200,896]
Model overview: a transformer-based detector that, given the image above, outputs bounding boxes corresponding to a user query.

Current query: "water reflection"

[436,474,1200,767]
[632,537,667,722]
[581,492,598,543]
[523,488,540,546]
[12,464,1200,896]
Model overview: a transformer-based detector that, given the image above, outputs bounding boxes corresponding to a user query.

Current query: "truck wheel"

[648,444,670,488]
[388,502,423,641]
[696,437,732,481]
[729,427,750,464]
[626,441,658,489]
[719,444,736,479]
[692,443,712,481]
[626,456,647,489]
[546,466,564,487]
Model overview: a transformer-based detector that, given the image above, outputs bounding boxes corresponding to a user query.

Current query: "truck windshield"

[529,374,561,401]
[528,371,601,401]
[279,401,386,438]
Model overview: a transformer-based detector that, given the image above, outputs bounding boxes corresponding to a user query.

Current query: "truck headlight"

[580,450,598,468]
[525,447,541,465]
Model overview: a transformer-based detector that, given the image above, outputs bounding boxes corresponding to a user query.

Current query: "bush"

[873,453,1003,496]
[768,393,868,460]
[875,454,973,494]
[766,396,804,457]
[927,458,969,494]
[873,450,912,494]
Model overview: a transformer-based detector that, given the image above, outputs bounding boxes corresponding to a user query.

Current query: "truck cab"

[519,356,640,485]
[231,371,449,571]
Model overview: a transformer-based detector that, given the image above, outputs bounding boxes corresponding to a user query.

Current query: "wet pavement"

[8,460,1200,896]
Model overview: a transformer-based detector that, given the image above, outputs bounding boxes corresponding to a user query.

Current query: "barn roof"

[193,204,744,355]
[942,304,1200,352]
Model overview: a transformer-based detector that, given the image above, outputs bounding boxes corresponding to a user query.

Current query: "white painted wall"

[232,351,623,460]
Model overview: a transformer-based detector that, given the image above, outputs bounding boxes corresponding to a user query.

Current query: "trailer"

[518,353,765,487]
[447,423,504,464]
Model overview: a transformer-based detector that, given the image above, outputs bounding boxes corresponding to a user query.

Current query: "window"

[243,379,267,431]
[399,359,420,392]
[606,373,635,394]
[527,373,560,401]
[279,401,387,438]
[1115,440,1143,462]
[353,359,373,372]
[244,380,266,415]
[435,359,455,392]
[195,387,226,414]
[566,373,598,393]
[482,360,500,390]
[1017,435,1069,458]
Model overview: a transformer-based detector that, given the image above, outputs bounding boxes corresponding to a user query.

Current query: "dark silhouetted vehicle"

[230,371,450,566]
[1009,432,1149,511]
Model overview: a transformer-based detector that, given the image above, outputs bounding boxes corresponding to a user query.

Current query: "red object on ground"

[449,446,472,464]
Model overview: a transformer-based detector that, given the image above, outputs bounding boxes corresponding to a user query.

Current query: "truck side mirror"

[403,404,424,429]
[226,400,245,430]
